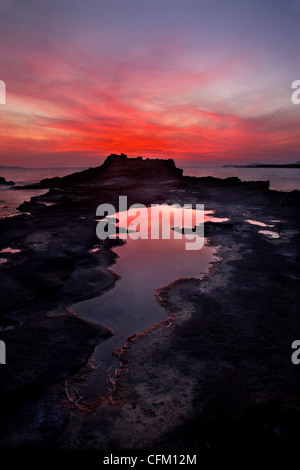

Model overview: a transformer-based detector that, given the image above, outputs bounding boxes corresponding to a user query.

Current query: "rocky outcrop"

[0,176,14,185]
[20,154,183,190]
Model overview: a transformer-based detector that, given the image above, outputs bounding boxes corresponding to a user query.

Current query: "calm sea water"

[0,167,87,217]
[0,166,299,217]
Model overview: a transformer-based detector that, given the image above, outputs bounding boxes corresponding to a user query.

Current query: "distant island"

[223,161,300,168]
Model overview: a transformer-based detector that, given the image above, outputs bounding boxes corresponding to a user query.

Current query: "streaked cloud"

[0,0,299,166]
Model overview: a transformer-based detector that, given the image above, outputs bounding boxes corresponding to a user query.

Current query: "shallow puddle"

[258,230,280,239]
[71,205,219,399]
[0,247,21,265]
[246,219,274,227]
[0,247,21,254]
[41,202,56,207]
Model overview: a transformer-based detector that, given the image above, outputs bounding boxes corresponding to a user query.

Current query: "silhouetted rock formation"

[190,175,270,190]
[0,176,14,185]
[101,153,183,178]
[22,154,183,190]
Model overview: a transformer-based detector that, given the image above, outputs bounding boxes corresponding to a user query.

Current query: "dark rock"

[0,176,14,185]
[280,190,300,206]
[18,154,183,190]
[0,313,113,400]
[17,199,44,212]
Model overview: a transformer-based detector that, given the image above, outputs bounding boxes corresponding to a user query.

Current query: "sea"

[0,167,87,218]
[0,165,300,218]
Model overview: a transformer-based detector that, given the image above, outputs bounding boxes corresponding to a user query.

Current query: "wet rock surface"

[0,154,300,451]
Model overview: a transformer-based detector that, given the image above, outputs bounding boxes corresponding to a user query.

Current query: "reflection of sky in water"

[0,247,21,265]
[258,230,280,239]
[245,219,280,239]
[105,204,204,241]
[72,206,221,400]
[246,219,274,227]
[0,247,21,254]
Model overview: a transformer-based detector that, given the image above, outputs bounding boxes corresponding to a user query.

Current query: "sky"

[0,0,299,167]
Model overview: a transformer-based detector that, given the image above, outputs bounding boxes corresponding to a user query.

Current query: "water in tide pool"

[183,167,300,192]
[71,206,221,400]
[0,167,87,217]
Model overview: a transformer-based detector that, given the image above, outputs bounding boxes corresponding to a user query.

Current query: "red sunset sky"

[0,0,299,167]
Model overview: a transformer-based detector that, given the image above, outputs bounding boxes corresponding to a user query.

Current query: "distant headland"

[223,161,300,168]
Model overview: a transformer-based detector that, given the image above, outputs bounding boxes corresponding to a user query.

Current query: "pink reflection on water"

[72,205,221,399]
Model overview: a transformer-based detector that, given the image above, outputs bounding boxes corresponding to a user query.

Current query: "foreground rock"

[0,153,299,451]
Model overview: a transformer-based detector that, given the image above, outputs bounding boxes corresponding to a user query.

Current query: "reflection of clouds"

[102,205,205,249]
